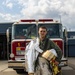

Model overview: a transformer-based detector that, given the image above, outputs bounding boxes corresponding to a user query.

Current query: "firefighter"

[25,26,62,75]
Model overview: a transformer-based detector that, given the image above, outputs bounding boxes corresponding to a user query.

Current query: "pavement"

[0,57,75,72]
[68,57,75,69]
[0,60,8,72]
[61,57,75,75]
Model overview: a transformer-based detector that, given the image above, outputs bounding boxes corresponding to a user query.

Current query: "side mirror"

[64,29,67,37]
[6,27,11,60]
[6,27,11,42]
[63,28,68,57]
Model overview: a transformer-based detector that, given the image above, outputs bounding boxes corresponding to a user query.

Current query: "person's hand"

[54,61,59,65]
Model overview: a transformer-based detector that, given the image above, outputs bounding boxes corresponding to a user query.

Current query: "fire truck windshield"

[12,24,37,39]
[38,23,63,38]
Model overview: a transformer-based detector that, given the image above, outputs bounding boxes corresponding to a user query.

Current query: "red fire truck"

[6,19,68,72]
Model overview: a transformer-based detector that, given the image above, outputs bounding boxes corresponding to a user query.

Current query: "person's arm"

[33,38,43,53]
[34,44,43,53]
[49,40,62,63]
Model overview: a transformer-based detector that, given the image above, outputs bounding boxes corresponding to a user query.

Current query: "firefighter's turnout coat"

[25,38,43,73]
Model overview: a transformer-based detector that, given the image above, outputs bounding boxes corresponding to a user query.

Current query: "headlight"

[10,53,14,58]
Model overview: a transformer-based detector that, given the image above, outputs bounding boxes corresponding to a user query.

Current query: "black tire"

[14,69,26,74]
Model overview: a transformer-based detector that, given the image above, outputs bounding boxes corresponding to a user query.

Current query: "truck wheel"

[14,69,25,74]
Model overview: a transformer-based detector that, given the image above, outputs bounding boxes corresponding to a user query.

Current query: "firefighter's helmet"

[42,49,57,61]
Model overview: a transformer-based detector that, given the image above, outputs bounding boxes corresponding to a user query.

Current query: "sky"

[0,0,75,31]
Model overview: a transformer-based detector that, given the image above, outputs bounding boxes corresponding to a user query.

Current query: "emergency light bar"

[20,19,35,22]
[39,19,53,22]
[20,19,53,22]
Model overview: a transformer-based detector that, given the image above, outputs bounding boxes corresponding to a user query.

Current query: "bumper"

[8,60,25,69]
[59,57,68,67]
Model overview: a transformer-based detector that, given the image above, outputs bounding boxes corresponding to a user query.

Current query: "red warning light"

[20,19,35,22]
[39,19,53,22]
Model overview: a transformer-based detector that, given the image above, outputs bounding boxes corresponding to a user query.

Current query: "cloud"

[19,0,75,30]
[20,0,75,18]
[0,0,75,30]
[6,2,13,9]
[0,13,21,22]
[20,0,63,19]
[2,0,13,9]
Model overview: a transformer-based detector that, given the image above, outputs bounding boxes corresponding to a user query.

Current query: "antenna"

[59,15,62,23]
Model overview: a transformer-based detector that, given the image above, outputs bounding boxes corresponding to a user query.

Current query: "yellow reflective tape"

[16,47,20,50]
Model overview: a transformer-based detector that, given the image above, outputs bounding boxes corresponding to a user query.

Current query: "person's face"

[38,28,47,38]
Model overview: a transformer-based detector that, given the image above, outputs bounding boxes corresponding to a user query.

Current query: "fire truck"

[6,19,68,73]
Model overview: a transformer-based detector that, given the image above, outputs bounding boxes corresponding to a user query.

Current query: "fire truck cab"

[7,19,68,73]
